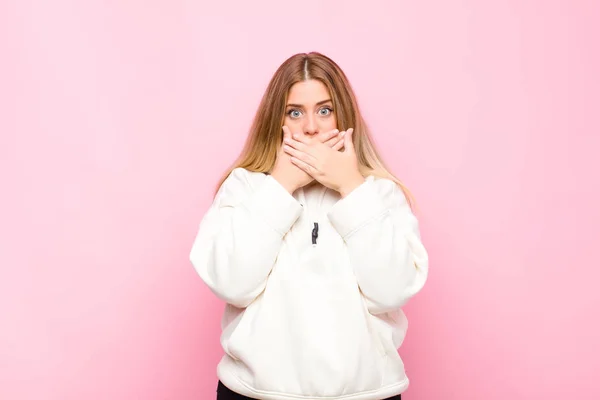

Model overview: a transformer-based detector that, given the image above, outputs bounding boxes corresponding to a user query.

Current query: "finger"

[332,137,345,151]
[284,136,317,157]
[292,132,312,145]
[283,144,316,166]
[324,130,345,147]
[343,128,355,152]
[290,156,316,176]
[282,125,292,140]
[320,129,340,143]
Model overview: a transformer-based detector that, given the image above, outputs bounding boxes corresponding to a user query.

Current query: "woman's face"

[283,79,337,138]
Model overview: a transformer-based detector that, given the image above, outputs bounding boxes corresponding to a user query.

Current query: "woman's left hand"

[283,128,365,198]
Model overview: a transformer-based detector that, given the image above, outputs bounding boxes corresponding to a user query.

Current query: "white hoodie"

[190,168,428,400]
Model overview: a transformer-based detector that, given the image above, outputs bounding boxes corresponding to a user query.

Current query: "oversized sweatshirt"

[190,167,428,400]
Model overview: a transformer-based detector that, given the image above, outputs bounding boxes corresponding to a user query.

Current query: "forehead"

[287,80,331,104]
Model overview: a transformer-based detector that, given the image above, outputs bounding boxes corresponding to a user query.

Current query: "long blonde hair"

[216,52,415,209]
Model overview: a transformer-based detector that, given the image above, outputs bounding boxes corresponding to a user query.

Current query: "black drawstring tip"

[312,222,319,245]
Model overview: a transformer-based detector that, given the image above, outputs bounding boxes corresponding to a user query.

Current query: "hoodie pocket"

[238,269,389,397]
[221,242,391,397]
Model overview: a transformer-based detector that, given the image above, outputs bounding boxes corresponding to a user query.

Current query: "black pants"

[217,381,401,400]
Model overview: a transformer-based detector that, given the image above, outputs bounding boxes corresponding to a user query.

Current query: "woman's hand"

[271,126,344,194]
[283,128,365,198]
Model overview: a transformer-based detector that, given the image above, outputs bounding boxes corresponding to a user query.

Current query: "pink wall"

[1,1,599,399]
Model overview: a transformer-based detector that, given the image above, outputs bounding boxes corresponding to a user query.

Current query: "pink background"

[1,1,599,399]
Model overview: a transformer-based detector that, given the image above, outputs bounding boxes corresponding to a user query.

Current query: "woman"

[190,52,429,400]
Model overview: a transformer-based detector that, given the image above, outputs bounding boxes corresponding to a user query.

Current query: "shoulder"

[225,168,268,189]
[365,175,399,196]
[365,175,411,208]
[216,168,268,206]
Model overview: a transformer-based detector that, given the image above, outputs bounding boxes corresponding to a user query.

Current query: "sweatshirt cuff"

[327,178,389,239]
[242,175,303,237]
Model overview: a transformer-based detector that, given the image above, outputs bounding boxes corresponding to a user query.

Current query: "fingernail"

[292,134,298,139]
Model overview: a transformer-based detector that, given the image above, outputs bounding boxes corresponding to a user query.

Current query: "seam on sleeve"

[342,208,391,240]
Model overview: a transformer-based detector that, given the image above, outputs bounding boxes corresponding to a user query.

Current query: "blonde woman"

[190,52,429,400]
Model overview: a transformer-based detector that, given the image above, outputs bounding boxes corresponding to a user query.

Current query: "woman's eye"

[288,109,302,118]
[319,107,333,116]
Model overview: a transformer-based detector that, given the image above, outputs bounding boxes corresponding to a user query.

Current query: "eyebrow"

[286,99,332,108]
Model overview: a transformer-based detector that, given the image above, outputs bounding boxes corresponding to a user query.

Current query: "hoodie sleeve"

[189,168,303,308]
[327,176,429,315]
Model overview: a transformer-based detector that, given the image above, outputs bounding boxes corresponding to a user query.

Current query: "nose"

[303,114,318,136]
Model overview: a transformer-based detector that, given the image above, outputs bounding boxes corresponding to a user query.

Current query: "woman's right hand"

[271,126,344,194]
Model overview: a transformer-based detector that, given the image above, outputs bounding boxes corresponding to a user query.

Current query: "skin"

[271,79,365,198]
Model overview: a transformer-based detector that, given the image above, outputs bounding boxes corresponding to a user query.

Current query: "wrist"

[338,175,365,198]
[270,172,298,195]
